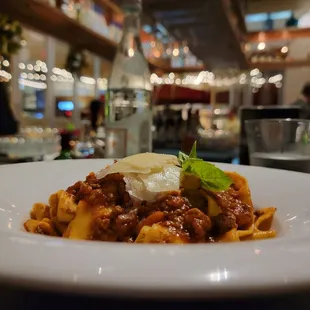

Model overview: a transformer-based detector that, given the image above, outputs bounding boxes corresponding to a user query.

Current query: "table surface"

[1,284,310,310]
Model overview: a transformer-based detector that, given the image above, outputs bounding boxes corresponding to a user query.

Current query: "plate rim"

[1,159,310,299]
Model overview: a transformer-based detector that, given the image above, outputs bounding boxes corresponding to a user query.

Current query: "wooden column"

[243,83,253,106]
[72,73,81,129]
[93,55,101,98]
[11,53,23,121]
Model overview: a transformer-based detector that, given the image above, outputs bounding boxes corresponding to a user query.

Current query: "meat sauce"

[65,172,252,243]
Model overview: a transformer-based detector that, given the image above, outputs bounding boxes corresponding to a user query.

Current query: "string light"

[2,60,10,67]
[257,42,266,50]
[150,71,242,88]
[80,76,96,85]
[281,46,288,54]
[97,78,107,89]
[168,72,175,79]
[276,82,282,88]
[149,70,283,89]
[172,48,179,57]
[128,48,134,57]
[250,68,259,76]
[0,70,11,80]
[19,63,25,70]
[207,72,215,79]
[97,78,107,84]
[19,79,47,89]
[268,74,283,83]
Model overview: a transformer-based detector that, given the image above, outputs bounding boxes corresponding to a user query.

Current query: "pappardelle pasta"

[24,144,276,243]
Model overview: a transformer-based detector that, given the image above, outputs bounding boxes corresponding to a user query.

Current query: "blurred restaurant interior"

[1,0,310,166]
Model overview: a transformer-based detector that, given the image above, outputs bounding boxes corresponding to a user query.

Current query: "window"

[246,13,268,23]
[246,10,292,23]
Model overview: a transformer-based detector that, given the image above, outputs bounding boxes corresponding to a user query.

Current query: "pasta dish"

[24,143,276,243]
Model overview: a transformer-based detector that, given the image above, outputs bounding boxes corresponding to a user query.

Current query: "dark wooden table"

[1,284,310,310]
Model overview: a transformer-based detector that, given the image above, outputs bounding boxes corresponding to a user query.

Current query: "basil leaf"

[183,159,232,191]
[178,151,188,165]
[178,141,232,191]
[188,141,197,158]
[178,141,198,165]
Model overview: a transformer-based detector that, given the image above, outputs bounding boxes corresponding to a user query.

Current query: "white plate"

[0,159,310,299]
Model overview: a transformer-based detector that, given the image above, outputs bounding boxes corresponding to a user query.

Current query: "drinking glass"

[245,119,310,173]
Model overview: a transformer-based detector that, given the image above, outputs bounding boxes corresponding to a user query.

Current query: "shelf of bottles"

[38,0,203,70]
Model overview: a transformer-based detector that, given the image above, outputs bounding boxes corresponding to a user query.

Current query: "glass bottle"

[105,0,153,158]
[54,131,73,160]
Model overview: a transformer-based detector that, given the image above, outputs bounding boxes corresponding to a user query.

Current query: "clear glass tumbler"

[245,119,310,173]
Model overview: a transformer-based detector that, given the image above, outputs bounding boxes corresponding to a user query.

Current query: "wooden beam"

[96,0,122,15]
[94,0,123,24]
[145,0,206,12]
[228,0,247,34]
[248,27,310,42]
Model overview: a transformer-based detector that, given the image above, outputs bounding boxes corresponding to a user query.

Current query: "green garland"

[0,14,24,57]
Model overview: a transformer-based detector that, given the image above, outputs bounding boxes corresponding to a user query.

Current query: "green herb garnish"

[178,141,200,164]
[178,142,232,191]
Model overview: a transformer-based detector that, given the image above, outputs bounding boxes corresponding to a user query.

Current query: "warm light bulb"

[281,46,288,53]
[128,48,134,57]
[172,48,179,57]
[257,42,266,51]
